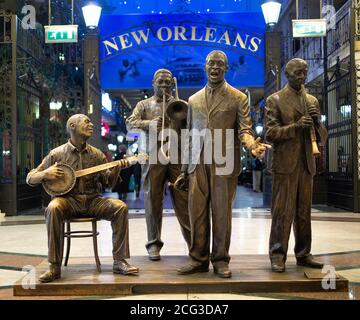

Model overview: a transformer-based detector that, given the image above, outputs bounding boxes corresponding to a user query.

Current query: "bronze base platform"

[13,255,348,296]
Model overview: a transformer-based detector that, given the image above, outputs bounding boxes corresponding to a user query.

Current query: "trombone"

[166,77,188,122]
[159,77,189,160]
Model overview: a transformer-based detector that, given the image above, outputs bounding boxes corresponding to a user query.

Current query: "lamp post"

[261,0,282,93]
[82,3,102,148]
[261,0,282,207]
[261,0,282,28]
[82,4,102,29]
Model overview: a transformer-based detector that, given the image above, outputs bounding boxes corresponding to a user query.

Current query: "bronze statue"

[176,50,270,278]
[265,58,328,272]
[26,114,139,283]
[126,69,191,260]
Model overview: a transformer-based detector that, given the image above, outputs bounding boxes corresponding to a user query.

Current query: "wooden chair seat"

[63,217,101,272]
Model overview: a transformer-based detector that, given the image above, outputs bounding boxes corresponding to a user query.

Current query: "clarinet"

[301,85,320,157]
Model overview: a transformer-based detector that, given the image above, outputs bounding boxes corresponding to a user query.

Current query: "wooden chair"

[63,217,101,272]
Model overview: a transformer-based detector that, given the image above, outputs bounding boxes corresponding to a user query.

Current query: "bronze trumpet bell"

[166,99,188,121]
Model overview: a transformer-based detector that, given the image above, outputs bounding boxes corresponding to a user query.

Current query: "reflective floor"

[105,183,265,209]
[1,186,360,300]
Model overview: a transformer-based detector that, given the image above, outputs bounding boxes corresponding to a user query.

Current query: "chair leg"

[92,220,101,272]
[64,222,71,267]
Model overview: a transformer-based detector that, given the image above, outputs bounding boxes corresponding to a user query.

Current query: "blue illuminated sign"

[99,13,265,89]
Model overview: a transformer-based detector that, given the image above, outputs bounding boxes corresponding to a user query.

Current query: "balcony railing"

[326,0,351,57]
[17,17,84,66]
[278,0,352,85]
[17,18,46,62]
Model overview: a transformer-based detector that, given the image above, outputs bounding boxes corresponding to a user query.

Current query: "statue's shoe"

[177,263,209,275]
[39,265,61,283]
[297,255,324,269]
[213,262,232,278]
[271,261,286,273]
[113,260,139,275]
[148,246,161,261]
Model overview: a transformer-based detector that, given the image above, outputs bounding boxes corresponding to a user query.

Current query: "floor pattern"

[1,187,360,300]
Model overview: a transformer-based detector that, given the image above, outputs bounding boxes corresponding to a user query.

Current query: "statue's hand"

[153,116,170,132]
[251,137,272,158]
[173,172,189,192]
[152,116,163,132]
[296,115,313,129]
[43,162,65,181]
[307,105,321,122]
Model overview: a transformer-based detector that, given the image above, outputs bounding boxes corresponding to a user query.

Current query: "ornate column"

[0,14,17,215]
[352,0,360,211]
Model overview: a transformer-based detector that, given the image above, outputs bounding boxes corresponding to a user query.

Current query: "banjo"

[42,153,148,197]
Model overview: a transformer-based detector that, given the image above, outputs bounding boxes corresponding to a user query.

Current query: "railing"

[279,1,352,85]
[327,0,351,57]
[279,35,324,85]
[16,17,46,62]
[295,37,324,81]
[326,68,352,175]
[0,14,12,44]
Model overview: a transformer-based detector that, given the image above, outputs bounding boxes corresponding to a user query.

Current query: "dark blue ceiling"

[96,0,265,14]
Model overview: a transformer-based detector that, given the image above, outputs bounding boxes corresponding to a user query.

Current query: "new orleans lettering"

[102,25,262,56]
[103,29,151,54]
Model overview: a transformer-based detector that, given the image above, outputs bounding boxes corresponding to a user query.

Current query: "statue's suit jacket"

[265,85,328,176]
[182,81,254,177]
[126,96,184,177]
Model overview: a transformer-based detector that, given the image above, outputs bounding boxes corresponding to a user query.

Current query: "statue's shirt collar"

[67,140,90,153]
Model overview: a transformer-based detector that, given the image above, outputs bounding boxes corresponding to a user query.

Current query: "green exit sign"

[292,19,327,38]
[45,25,78,43]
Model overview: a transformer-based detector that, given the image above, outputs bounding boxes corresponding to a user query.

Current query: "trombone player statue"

[26,114,139,283]
[265,58,328,272]
[126,69,191,261]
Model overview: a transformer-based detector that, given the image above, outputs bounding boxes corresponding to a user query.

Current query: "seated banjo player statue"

[26,114,142,283]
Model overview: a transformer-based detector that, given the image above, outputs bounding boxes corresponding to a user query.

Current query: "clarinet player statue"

[265,58,328,273]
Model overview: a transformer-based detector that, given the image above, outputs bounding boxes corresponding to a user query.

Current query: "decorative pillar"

[352,0,360,212]
[0,15,18,215]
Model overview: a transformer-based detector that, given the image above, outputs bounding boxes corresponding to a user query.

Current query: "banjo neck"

[75,157,134,178]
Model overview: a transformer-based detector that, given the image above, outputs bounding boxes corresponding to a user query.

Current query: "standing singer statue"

[126,69,191,261]
[176,50,271,278]
[26,114,139,282]
[265,58,328,272]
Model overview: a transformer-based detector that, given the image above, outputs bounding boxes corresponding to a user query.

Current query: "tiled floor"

[1,186,360,300]
[0,269,28,288]
[105,185,265,209]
